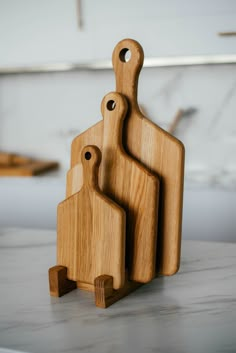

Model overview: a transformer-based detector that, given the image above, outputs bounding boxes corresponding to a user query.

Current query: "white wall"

[0,0,236,66]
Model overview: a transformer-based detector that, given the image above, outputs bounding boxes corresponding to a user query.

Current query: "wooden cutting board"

[70,39,185,276]
[112,39,185,276]
[67,92,159,283]
[57,145,126,290]
[0,152,32,166]
[0,152,58,176]
[0,161,59,176]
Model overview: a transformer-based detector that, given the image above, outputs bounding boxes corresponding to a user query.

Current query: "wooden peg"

[48,265,76,297]
[94,273,142,308]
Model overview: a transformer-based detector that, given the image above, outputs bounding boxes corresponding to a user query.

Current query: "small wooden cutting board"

[67,93,159,283]
[57,145,126,290]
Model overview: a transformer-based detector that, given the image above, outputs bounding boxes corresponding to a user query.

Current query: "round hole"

[106,100,116,111]
[85,151,91,160]
[119,48,131,62]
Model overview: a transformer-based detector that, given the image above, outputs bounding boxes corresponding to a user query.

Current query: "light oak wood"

[0,161,58,176]
[70,39,185,276]
[0,152,16,166]
[94,273,142,308]
[77,281,95,292]
[67,93,159,283]
[0,152,32,166]
[111,39,185,276]
[0,152,58,176]
[69,39,184,276]
[57,145,126,290]
[66,125,102,197]
[48,265,77,297]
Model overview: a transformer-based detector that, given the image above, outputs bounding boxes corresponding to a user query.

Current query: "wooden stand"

[49,265,142,308]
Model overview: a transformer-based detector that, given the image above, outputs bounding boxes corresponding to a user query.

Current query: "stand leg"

[49,265,77,297]
[94,275,142,308]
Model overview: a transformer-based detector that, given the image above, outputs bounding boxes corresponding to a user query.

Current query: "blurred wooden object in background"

[0,151,58,176]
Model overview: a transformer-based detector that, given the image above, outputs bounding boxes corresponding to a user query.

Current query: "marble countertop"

[0,228,235,353]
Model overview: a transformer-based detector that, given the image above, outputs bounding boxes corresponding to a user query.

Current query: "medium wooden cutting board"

[67,92,159,283]
[70,39,185,276]
[57,145,126,290]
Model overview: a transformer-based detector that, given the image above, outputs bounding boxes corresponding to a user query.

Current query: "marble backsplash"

[0,64,236,189]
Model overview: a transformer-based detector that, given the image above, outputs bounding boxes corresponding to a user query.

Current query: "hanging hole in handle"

[106,100,116,111]
[85,151,91,160]
[119,48,131,62]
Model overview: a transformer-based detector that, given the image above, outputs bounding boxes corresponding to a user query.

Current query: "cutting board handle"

[81,145,101,189]
[101,92,128,150]
[112,39,144,112]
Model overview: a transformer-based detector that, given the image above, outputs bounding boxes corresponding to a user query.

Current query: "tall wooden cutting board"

[67,92,159,283]
[70,39,185,276]
[57,145,126,290]
[112,39,185,275]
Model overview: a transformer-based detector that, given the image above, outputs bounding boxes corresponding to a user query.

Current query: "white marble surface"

[0,228,236,353]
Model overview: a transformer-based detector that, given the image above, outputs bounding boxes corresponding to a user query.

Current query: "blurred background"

[0,0,235,242]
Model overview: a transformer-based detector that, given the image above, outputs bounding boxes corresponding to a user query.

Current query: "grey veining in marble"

[0,228,236,353]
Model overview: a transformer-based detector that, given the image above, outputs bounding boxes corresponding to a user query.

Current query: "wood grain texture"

[77,281,95,292]
[48,265,77,297]
[57,145,126,290]
[94,274,142,308]
[67,93,159,283]
[0,152,32,166]
[0,152,16,166]
[111,39,185,276]
[69,39,184,276]
[0,160,59,176]
[66,123,102,197]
